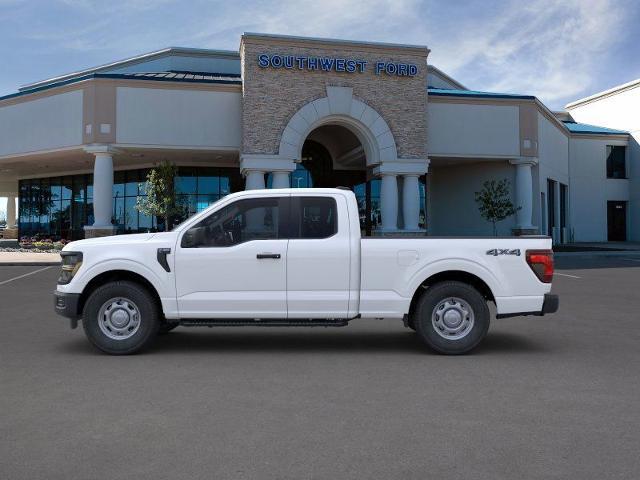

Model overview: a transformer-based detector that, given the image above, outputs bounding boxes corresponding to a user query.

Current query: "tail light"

[526,249,554,283]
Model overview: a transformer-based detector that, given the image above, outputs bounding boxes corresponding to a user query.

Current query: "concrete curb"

[0,262,61,266]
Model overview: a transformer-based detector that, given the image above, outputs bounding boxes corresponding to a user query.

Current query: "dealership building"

[0,33,637,242]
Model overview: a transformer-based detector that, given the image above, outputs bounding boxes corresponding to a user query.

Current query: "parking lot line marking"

[554,272,581,279]
[623,258,640,262]
[0,266,52,286]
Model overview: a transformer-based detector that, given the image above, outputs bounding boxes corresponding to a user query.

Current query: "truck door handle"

[256,253,281,259]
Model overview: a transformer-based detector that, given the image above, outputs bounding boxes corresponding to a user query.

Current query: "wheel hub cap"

[432,297,475,340]
[98,298,141,340]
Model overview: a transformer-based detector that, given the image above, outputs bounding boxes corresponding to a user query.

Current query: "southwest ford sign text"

[257,54,418,77]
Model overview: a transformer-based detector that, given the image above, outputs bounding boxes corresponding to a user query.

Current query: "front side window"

[606,145,626,179]
[182,197,282,248]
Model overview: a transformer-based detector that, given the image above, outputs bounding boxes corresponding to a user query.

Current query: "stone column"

[84,146,117,238]
[244,170,265,190]
[380,174,398,231]
[271,171,290,189]
[402,174,421,231]
[6,195,16,229]
[510,158,538,235]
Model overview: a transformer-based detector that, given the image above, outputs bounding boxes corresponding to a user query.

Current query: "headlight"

[58,251,83,285]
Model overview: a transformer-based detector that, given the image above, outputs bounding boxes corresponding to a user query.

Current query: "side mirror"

[181,228,198,248]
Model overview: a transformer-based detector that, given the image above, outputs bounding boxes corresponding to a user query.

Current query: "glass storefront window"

[198,174,219,194]
[18,167,241,239]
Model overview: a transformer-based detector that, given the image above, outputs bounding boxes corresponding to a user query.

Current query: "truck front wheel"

[82,281,160,355]
[413,281,490,354]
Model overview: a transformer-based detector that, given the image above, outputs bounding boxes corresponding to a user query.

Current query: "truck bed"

[359,236,553,318]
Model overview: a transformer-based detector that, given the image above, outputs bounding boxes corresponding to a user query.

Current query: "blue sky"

[1,0,640,215]
[0,0,639,109]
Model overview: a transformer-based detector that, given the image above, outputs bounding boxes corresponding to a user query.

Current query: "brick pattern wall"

[241,38,428,159]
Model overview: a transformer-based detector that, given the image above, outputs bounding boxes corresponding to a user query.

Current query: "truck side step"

[179,318,349,327]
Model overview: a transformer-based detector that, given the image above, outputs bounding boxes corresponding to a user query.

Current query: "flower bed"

[18,237,69,251]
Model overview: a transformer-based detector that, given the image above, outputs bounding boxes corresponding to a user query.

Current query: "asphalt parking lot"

[1,256,640,479]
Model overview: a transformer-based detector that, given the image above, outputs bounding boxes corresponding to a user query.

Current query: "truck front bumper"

[53,290,81,328]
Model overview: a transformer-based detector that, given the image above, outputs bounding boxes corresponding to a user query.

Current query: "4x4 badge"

[486,248,521,256]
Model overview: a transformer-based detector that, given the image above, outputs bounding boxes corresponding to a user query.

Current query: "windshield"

[171,197,226,232]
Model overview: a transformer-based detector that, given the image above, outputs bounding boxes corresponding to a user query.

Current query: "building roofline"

[19,47,240,92]
[427,65,467,90]
[565,78,640,109]
[562,120,629,135]
[241,32,430,55]
[428,88,630,140]
[2,72,241,103]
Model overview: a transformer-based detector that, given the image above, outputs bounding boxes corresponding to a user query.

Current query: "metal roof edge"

[427,65,467,90]
[427,88,535,100]
[2,72,242,103]
[19,46,240,92]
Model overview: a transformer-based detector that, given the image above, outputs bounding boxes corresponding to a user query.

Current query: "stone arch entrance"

[241,86,429,233]
[278,86,398,166]
[297,123,374,233]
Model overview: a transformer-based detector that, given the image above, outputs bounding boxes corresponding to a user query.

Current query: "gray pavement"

[1,258,639,479]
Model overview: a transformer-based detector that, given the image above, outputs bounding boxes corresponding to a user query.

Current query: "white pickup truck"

[54,188,558,355]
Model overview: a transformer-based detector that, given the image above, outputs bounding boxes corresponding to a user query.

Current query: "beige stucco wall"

[0,90,83,157]
[429,160,517,236]
[240,35,428,160]
[427,101,520,157]
[569,136,630,241]
[116,86,242,148]
[567,85,640,241]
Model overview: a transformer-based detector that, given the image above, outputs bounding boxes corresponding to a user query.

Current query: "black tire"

[158,322,179,334]
[82,280,160,355]
[413,281,490,355]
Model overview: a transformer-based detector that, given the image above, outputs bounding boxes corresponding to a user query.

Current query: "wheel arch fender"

[76,259,166,294]
[406,259,500,316]
[74,260,168,316]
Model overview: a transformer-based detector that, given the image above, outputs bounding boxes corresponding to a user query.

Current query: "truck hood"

[63,232,162,251]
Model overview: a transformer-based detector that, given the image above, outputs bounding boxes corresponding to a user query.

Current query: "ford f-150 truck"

[54,188,558,355]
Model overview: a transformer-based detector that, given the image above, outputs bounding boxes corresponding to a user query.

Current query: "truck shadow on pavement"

[60,330,548,356]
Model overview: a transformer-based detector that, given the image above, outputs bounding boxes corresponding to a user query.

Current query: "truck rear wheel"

[82,281,160,355]
[413,281,490,354]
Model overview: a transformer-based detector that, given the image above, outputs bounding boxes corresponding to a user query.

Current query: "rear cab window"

[290,196,337,239]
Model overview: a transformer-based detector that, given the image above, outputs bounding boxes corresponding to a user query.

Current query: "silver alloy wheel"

[97,297,141,340]
[431,297,475,340]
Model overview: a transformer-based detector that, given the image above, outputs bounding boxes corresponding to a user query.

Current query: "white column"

[6,195,16,229]
[271,171,290,189]
[245,170,265,190]
[510,158,537,231]
[402,175,420,231]
[380,174,398,231]
[244,170,266,231]
[92,152,114,228]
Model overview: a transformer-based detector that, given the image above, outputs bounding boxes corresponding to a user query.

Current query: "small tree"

[136,161,184,231]
[474,179,520,236]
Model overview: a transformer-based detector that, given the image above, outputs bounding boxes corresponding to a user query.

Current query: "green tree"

[474,179,520,236]
[135,161,184,232]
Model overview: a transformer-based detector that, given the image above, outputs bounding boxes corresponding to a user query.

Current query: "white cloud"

[427,0,628,107]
